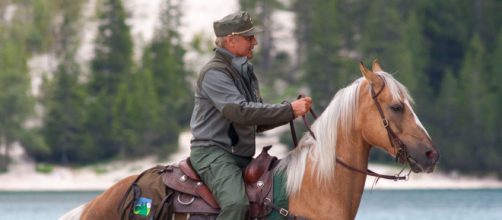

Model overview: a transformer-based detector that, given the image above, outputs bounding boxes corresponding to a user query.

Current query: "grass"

[35,163,54,174]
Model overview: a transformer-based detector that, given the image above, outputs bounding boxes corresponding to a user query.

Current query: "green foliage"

[393,11,428,98]
[458,34,487,128]
[18,129,50,159]
[143,0,192,129]
[290,0,502,176]
[4,0,501,177]
[0,14,35,171]
[359,0,403,69]
[415,0,473,90]
[485,31,502,134]
[42,64,89,164]
[294,0,346,109]
[190,32,214,54]
[433,70,464,168]
[26,0,57,52]
[111,69,163,156]
[89,0,133,95]
[432,34,496,173]
[84,0,136,162]
[35,0,91,165]
[35,163,54,174]
[92,165,108,174]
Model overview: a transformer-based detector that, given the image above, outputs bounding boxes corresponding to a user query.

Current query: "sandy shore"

[1,129,501,191]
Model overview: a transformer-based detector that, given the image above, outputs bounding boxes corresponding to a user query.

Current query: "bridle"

[369,76,411,165]
[289,77,411,181]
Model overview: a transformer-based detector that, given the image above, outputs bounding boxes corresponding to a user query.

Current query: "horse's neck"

[289,137,369,219]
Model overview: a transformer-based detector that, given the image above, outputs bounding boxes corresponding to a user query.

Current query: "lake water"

[0,189,501,220]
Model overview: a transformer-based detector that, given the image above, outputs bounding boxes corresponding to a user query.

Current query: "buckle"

[264,198,271,204]
[382,119,389,127]
[279,208,289,216]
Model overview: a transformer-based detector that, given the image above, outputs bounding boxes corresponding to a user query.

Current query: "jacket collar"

[215,47,249,75]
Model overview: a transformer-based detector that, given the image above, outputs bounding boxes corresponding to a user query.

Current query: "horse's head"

[357,60,439,173]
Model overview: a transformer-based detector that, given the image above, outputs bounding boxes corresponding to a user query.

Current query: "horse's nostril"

[426,150,436,159]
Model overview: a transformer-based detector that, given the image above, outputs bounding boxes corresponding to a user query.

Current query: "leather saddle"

[162,145,278,219]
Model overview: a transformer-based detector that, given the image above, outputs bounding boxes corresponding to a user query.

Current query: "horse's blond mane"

[275,71,413,195]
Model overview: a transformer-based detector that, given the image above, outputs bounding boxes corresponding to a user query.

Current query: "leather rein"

[289,79,410,181]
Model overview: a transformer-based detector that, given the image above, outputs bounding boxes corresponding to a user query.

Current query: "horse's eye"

[391,104,403,112]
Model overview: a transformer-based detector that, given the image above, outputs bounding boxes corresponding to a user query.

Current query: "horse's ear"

[371,59,383,72]
[360,61,379,84]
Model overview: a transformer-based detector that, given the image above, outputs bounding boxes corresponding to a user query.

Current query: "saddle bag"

[118,165,174,220]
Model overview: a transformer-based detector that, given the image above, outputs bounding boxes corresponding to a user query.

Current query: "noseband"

[289,78,412,181]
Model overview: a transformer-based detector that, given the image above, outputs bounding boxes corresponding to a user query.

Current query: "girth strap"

[264,198,309,220]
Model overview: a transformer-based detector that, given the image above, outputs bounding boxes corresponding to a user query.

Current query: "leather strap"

[369,78,409,164]
[287,94,317,147]
[264,198,308,220]
[336,157,407,181]
[298,94,317,140]
[283,100,299,147]
[286,93,409,182]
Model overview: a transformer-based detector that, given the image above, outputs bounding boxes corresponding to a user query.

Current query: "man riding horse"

[189,11,312,220]
[59,10,439,220]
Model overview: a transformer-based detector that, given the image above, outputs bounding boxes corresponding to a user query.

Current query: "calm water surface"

[358,189,502,220]
[0,189,501,220]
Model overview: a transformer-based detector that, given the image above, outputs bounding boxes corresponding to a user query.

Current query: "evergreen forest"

[1,0,501,178]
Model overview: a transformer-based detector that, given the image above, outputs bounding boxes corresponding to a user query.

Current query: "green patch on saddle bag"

[118,165,174,220]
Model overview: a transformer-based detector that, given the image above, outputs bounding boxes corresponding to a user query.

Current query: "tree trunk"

[0,138,9,172]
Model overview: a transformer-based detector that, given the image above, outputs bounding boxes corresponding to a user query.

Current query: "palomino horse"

[60,60,439,220]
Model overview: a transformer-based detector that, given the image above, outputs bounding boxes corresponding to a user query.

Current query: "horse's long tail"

[58,203,87,220]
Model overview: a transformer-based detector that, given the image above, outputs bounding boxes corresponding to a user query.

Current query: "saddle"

[162,145,278,219]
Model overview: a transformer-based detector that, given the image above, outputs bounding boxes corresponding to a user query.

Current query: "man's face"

[227,35,257,59]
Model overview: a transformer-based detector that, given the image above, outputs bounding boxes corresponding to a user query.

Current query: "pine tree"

[416,0,473,91]
[43,64,88,164]
[358,0,404,71]
[0,23,35,171]
[457,34,487,132]
[26,0,58,53]
[335,0,367,52]
[480,31,502,174]
[89,0,133,96]
[86,0,135,160]
[111,69,161,156]
[390,10,435,130]
[445,33,491,173]
[40,0,89,164]
[294,0,341,109]
[433,70,468,169]
[141,0,191,154]
[394,11,427,96]
[485,31,502,135]
[472,0,502,52]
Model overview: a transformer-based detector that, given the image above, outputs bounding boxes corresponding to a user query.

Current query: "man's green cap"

[213,11,262,37]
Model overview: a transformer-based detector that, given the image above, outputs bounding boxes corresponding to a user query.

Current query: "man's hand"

[291,96,312,118]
